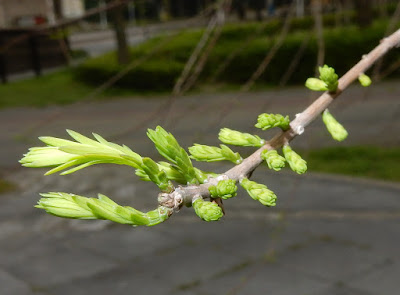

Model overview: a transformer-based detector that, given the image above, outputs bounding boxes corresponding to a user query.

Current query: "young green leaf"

[36,192,172,226]
[189,144,242,164]
[219,128,264,147]
[20,130,143,175]
[147,126,197,184]
[141,157,173,192]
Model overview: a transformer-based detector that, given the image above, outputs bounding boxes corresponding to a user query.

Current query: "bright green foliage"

[192,197,223,221]
[318,65,339,92]
[322,109,348,142]
[36,192,172,226]
[240,178,277,207]
[219,128,265,147]
[147,126,197,184]
[141,158,173,192]
[358,73,372,87]
[20,130,143,175]
[209,179,238,199]
[261,150,286,171]
[305,77,329,91]
[135,161,187,184]
[189,144,242,164]
[255,114,290,131]
[282,145,307,174]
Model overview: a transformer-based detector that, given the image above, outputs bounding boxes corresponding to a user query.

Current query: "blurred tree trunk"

[233,0,246,20]
[354,0,373,27]
[108,0,130,65]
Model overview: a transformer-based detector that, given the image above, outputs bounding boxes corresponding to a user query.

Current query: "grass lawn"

[0,70,95,109]
[306,146,400,183]
[0,69,152,109]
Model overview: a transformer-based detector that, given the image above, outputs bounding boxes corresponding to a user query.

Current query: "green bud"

[219,128,265,147]
[240,178,277,207]
[209,179,237,199]
[319,65,338,92]
[282,145,307,174]
[322,109,348,142]
[358,73,372,87]
[261,150,286,171]
[255,114,290,131]
[305,78,328,91]
[189,144,242,164]
[192,197,223,221]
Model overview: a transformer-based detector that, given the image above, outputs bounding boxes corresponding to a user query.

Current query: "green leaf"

[219,128,264,147]
[141,157,173,192]
[36,192,172,226]
[147,126,197,184]
[20,130,143,175]
[189,144,242,164]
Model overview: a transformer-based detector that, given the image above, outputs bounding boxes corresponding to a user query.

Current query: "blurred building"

[0,0,84,28]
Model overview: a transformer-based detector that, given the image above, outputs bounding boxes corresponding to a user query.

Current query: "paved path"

[0,82,399,294]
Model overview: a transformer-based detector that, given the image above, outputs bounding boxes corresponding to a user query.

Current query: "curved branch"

[159,28,400,209]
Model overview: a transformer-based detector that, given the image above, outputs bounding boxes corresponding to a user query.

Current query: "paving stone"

[49,243,244,295]
[310,284,374,295]
[0,268,32,295]
[232,264,328,295]
[349,261,400,294]
[0,233,118,287]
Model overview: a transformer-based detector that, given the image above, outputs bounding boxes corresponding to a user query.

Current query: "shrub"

[74,19,400,92]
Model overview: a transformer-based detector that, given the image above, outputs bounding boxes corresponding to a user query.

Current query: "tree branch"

[159,28,400,210]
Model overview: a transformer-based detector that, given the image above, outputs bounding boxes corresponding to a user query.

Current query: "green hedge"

[74,19,400,91]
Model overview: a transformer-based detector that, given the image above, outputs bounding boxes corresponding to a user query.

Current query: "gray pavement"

[0,81,400,294]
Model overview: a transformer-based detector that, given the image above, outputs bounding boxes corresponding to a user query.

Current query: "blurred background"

[0,0,400,294]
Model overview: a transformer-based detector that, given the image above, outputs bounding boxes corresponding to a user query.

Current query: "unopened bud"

[192,197,223,221]
[219,128,264,147]
[305,78,328,91]
[261,150,286,171]
[358,73,372,87]
[282,145,307,174]
[255,114,290,131]
[209,179,237,199]
[322,109,348,142]
[240,178,277,207]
